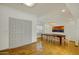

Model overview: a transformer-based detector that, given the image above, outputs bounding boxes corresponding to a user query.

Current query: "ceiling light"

[61,9,66,12]
[24,3,35,7]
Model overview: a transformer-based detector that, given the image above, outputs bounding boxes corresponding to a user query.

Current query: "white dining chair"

[54,36,60,45]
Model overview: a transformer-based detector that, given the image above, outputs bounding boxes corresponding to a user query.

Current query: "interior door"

[9,17,32,48]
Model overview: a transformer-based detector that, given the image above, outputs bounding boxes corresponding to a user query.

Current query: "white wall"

[64,20,76,41]
[64,19,79,45]
[76,19,79,45]
[0,6,37,50]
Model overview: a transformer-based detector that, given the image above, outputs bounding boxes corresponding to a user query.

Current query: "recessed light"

[61,9,66,12]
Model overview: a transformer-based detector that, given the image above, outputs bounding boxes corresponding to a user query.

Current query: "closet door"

[9,18,32,48]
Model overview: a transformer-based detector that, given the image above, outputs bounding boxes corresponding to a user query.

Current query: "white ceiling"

[0,3,79,24]
[66,3,79,19]
[0,3,71,16]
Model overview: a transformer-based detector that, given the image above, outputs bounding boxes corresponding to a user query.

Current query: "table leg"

[41,34,43,40]
[60,37,62,45]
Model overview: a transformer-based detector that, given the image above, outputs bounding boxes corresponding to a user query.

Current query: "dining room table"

[41,33,66,45]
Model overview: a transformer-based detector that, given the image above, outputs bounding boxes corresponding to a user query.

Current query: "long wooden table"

[41,33,66,45]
